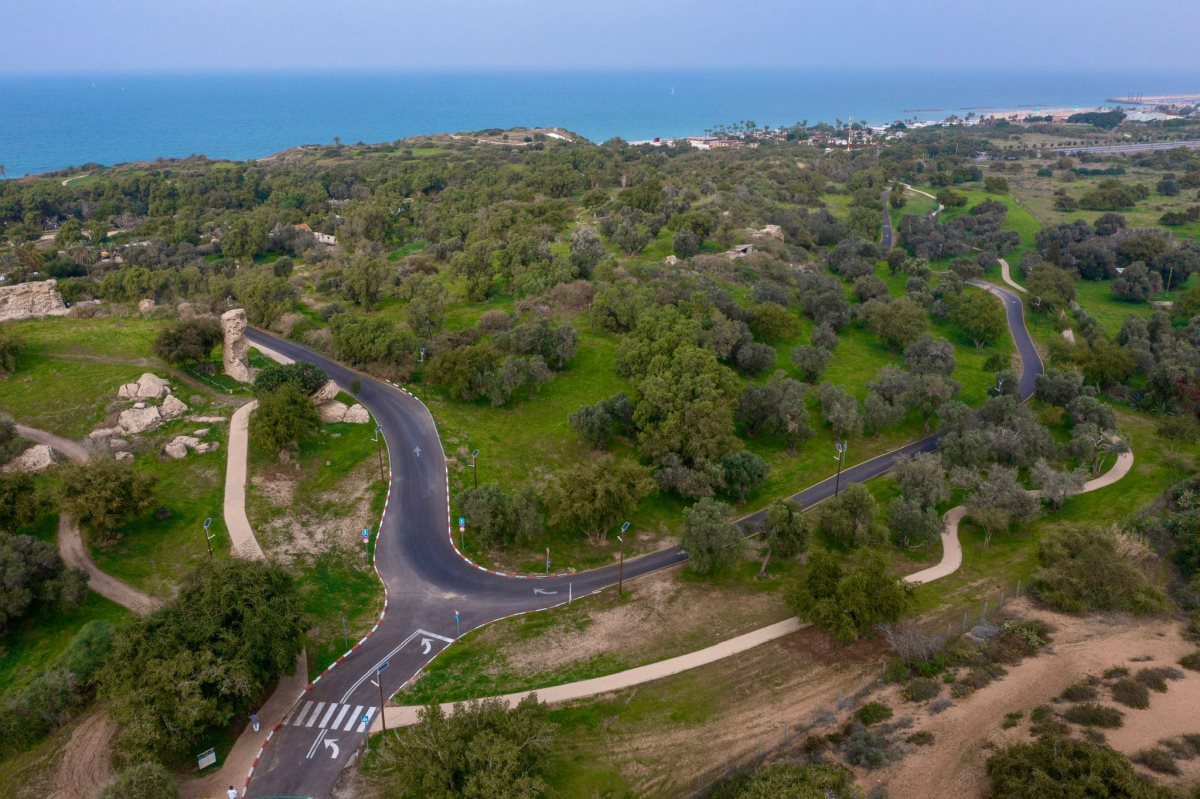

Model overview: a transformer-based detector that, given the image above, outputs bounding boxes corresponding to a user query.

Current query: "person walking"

[227,786,239,799]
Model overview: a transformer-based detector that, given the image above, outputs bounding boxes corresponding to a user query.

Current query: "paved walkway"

[224,401,265,560]
[998,257,1027,294]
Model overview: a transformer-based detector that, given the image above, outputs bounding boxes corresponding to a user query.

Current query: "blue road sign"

[362,528,370,539]
[454,611,461,622]
[458,517,465,527]
[377,661,390,672]
[204,517,212,529]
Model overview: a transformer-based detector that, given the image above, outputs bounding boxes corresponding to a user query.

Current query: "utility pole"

[372,425,386,484]
[203,517,214,558]
[833,441,848,496]
[617,521,630,596]
[470,449,480,489]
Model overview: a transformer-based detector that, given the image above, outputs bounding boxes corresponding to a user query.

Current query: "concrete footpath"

[999,257,1027,294]
[224,400,264,560]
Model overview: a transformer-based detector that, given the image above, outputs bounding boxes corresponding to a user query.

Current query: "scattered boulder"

[664,255,679,266]
[163,434,212,459]
[1061,329,1076,345]
[115,451,134,462]
[2,444,60,473]
[134,373,169,399]
[311,379,340,404]
[163,440,189,459]
[118,405,162,435]
[221,308,254,383]
[117,382,140,400]
[109,438,129,451]
[0,279,69,322]
[160,394,188,419]
[192,428,210,438]
[343,404,370,424]
[195,441,220,454]
[188,416,227,424]
[318,400,349,423]
[89,426,123,440]
[137,298,156,314]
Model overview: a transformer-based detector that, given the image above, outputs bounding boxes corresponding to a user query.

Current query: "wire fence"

[184,364,243,395]
[684,579,1028,798]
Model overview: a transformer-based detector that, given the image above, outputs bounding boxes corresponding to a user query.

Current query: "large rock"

[135,373,169,399]
[163,440,189,459]
[160,393,188,419]
[343,404,370,424]
[311,379,340,404]
[221,308,254,383]
[0,279,69,322]
[89,426,123,439]
[3,444,60,473]
[115,451,134,462]
[117,382,140,400]
[138,298,156,313]
[318,400,349,423]
[118,405,162,435]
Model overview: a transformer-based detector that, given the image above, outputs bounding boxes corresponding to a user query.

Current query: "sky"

[2,0,1198,73]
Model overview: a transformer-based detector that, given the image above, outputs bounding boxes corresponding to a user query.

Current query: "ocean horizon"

[3,68,1199,178]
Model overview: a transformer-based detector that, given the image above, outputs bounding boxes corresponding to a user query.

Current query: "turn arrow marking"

[323,738,340,759]
[421,637,433,654]
[533,588,558,595]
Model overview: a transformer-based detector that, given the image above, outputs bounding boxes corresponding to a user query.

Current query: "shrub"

[930,698,953,714]
[903,679,940,703]
[843,724,900,768]
[97,762,179,799]
[1111,679,1150,709]
[57,459,157,542]
[856,702,893,726]
[152,317,222,365]
[1060,682,1098,702]
[1135,667,1183,693]
[907,730,935,746]
[1002,711,1023,729]
[988,735,1173,799]
[0,328,22,376]
[1179,651,1200,672]
[1103,666,1130,679]
[1030,527,1167,614]
[1132,748,1180,775]
[253,360,328,396]
[1062,703,1124,728]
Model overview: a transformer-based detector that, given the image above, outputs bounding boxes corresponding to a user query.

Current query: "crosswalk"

[290,701,377,733]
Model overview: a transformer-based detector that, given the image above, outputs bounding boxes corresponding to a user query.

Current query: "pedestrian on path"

[227,786,239,799]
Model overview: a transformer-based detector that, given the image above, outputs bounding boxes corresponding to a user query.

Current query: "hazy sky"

[2,0,1198,73]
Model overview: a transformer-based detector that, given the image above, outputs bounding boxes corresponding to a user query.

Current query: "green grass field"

[0,593,130,695]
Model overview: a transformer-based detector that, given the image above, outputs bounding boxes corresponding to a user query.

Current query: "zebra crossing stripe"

[331,704,351,731]
[292,701,313,727]
[344,705,364,732]
[357,706,377,733]
[305,702,326,728]
[319,703,339,728]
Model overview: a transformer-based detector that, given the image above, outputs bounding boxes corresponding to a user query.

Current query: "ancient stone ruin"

[221,308,254,383]
[0,279,69,322]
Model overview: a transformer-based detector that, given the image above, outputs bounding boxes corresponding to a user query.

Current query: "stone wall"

[0,279,69,322]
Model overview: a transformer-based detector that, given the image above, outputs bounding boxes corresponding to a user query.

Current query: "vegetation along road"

[241,271,1043,798]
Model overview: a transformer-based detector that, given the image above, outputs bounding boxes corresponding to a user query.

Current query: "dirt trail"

[13,423,90,460]
[50,711,115,799]
[868,601,1194,798]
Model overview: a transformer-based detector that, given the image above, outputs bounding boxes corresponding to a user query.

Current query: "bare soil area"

[864,599,1195,798]
[51,711,115,799]
[252,460,376,560]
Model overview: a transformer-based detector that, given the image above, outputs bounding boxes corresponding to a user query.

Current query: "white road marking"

[344,705,364,732]
[340,629,454,703]
[305,701,326,727]
[291,701,314,727]
[357,706,377,732]
[305,728,328,759]
[319,703,339,728]
[331,704,351,730]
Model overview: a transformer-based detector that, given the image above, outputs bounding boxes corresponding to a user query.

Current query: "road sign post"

[203,517,214,559]
[454,610,461,639]
[470,449,480,489]
[458,517,466,552]
[377,661,390,733]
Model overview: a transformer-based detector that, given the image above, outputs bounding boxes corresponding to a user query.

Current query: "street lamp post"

[203,517,214,559]
[372,425,386,484]
[375,661,390,733]
[470,449,480,489]
[833,440,848,496]
[617,521,630,596]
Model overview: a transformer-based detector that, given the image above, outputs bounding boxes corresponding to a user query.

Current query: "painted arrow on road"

[323,738,340,759]
[421,637,434,654]
[533,588,558,595]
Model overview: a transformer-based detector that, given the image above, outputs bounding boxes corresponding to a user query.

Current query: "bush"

[988,734,1173,799]
[253,360,328,396]
[1062,703,1124,728]
[0,534,87,631]
[709,763,860,799]
[57,459,157,542]
[152,317,222,365]
[1002,711,1023,729]
[1103,666,1130,679]
[903,678,940,703]
[1132,748,1180,775]
[97,762,179,799]
[856,702,893,726]
[254,383,322,455]
[1060,682,1098,702]
[1029,527,1167,614]
[0,327,22,376]
[1111,678,1149,708]
[1135,667,1183,693]
[1179,651,1200,672]
[907,730,935,746]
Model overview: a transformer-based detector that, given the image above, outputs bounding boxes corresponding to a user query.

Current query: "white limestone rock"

[135,373,169,399]
[164,440,189,459]
[118,405,162,435]
[2,444,60,473]
[310,379,340,404]
[109,438,129,451]
[343,404,370,424]
[0,279,69,322]
[192,428,210,438]
[89,426,122,439]
[117,382,140,400]
[318,400,348,423]
[138,298,156,313]
[195,441,220,454]
[115,451,134,462]
[160,393,188,419]
[188,416,227,424]
[221,308,254,383]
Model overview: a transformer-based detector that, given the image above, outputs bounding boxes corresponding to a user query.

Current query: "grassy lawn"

[1072,274,1199,337]
[89,419,233,598]
[0,317,165,437]
[0,592,130,695]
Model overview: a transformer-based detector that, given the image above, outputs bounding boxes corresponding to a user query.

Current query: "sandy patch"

[865,600,1194,799]
[252,460,376,560]
[50,711,115,799]
[1104,661,1200,787]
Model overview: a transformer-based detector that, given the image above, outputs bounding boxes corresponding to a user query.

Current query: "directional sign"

[377,661,390,673]
[458,517,465,527]
[421,637,433,654]
[454,610,461,622]
[196,747,217,770]
[533,588,558,595]
[362,528,370,539]
[323,738,340,759]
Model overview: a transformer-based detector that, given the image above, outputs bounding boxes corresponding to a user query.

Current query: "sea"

[2,69,1199,178]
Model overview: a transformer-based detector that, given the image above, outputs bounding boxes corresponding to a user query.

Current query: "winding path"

[14,424,161,615]
[998,256,1027,294]
[224,401,265,560]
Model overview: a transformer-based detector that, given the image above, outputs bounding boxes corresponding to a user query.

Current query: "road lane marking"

[340,629,453,703]
[305,702,326,727]
[344,705,364,732]
[357,706,377,732]
[319,703,339,728]
[292,701,313,726]
[331,704,351,730]
[305,728,328,759]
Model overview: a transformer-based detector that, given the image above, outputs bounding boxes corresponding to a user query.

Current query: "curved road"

[243,276,1041,797]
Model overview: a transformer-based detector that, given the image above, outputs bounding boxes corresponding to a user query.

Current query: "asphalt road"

[881,188,893,248]
[1050,139,1200,155]
[243,275,1041,797]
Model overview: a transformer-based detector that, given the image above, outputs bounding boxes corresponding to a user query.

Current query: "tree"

[152,317,223,365]
[232,265,295,327]
[749,303,799,343]
[903,372,960,432]
[342,253,388,308]
[815,383,862,439]
[790,345,830,382]
[569,226,605,277]
[253,361,328,396]
[785,550,911,643]
[758,500,808,574]
[103,560,305,765]
[904,334,956,377]
[964,465,1039,547]
[0,535,87,632]
[984,176,1010,194]
[1025,263,1076,312]
[458,485,542,548]
[817,483,880,548]
[950,290,1006,348]
[719,449,770,501]
[254,383,321,456]
[97,762,179,799]
[543,455,655,543]
[367,696,555,799]
[680,497,742,575]
[672,229,700,260]
[887,496,943,547]
[404,275,449,338]
[892,452,949,508]
[568,393,634,449]
[1035,368,1085,407]
[863,297,927,350]
[633,346,740,466]
[0,471,48,530]
[1111,262,1162,302]
[58,459,156,543]
[737,371,812,450]
[1032,459,1085,510]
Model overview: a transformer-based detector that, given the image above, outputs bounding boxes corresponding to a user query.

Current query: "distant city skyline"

[1,0,1198,74]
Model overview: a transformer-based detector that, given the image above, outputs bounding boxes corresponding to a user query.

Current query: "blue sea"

[2,69,1199,178]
